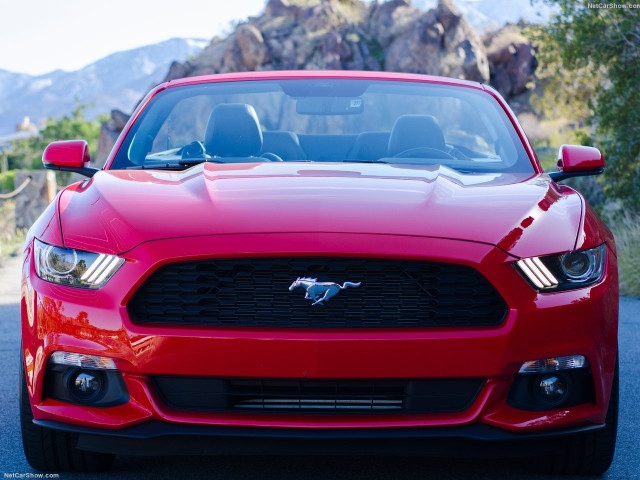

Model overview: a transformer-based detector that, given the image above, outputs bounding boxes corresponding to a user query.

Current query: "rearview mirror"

[42,140,99,177]
[549,145,604,182]
[296,97,364,115]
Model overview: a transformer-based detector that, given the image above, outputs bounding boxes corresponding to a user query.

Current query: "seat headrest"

[204,103,263,157]
[388,115,446,157]
[347,132,391,160]
[261,131,306,160]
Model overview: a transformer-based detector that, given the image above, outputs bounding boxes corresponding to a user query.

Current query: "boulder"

[385,0,489,82]
[235,24,269,71]
[484,24,538,98]
[95,110,130,169]
[14,170,56,230]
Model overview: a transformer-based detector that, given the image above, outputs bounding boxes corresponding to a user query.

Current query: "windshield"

[111,79,533,173]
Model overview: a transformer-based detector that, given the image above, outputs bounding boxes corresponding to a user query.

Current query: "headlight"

[34,239,124,289]
[515,244,606,292]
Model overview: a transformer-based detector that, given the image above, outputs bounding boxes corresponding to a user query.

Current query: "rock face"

[170,0,493,82]
[14,170,56,230]
[483,24,538,99]
[99,0,537,151]
[96,109,131,168]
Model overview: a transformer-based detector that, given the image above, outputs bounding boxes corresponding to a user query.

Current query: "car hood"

[58,162,582,257]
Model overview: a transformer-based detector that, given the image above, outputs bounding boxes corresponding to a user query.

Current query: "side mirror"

[549,145,605,182]
[42,140,99,178]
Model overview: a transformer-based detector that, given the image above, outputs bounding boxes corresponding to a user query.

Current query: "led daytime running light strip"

[516,257,558,289]
[80,254,123,284]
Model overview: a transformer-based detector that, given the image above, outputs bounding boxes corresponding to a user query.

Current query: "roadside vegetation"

[0,105,102,262]
[4,104,103,182]
[0,200,26,262]
[614,215,640,297]
[527,0,640,296]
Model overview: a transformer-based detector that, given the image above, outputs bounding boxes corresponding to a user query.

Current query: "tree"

[531,1,640,211]
[8,105,103,174]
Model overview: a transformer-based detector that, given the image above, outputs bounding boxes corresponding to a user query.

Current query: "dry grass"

[0,200,26,261]
[0,228,27,260]
[612,215,640,297]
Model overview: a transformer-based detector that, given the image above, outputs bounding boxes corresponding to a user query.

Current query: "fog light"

[539,375,567,401]
[68,370,104,402]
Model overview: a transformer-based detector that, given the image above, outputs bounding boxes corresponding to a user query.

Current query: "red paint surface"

[42,140,90,168]
[22,231,618,432]
[57,165,581,259]
[22,71,618,440]
[558,145,605,172]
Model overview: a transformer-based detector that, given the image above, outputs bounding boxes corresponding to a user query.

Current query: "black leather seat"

[204,103,263,157]
[387,115,446,157]
[347,132,391,160]
[262,131,306,160]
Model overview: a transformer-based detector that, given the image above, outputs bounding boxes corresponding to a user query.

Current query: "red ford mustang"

[20,71,618,474]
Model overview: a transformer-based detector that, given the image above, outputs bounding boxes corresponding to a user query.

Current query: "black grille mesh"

[151,377,486,414]
[128,257,507,328]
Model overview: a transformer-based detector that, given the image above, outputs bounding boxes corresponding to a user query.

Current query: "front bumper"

[21,233,619,439]
[35,419,605,458]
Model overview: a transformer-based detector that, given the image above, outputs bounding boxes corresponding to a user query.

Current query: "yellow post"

[46,171,56,203]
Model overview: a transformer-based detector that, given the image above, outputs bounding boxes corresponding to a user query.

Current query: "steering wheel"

[392,147,455,160]
[260,152,284,162]
[181,141,207,159]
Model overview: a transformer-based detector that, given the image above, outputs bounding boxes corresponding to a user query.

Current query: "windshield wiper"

[124,163,183,170]
[344,160,390,164]
[123,159,224,170]
[178,158,225,166]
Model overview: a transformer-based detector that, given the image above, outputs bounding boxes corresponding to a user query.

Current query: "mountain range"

[0,38,207,135]
[413,0,553,32]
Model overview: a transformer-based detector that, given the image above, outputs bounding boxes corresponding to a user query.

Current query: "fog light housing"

[538,374,568,402]
[508,355,595,411]
[44,352,129,407]
[68,370,105,402]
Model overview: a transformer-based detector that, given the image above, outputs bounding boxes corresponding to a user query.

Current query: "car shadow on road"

[103,455,551,480]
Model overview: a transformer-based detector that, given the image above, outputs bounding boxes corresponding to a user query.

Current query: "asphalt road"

[1,254,638,479]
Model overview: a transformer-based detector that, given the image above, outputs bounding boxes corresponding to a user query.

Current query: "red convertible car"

[20,71,618,474]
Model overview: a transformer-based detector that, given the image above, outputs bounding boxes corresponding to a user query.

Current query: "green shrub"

[612,215,640,298]
[0,170,15,193]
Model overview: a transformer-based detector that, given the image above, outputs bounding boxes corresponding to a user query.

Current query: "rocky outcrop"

[98,0,537,151]
[96,109,130,168]
[382,0,489,81]
[14,170,56,230]
[169,0,491,82]
[483,24,538,99]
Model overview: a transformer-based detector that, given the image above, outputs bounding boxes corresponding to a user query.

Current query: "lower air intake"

[151,377,486,414]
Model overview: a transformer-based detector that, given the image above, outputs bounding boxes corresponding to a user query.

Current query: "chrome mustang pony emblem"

[289,277,362,305]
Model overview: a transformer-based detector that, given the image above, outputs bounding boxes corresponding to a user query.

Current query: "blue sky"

[0,0,266,75]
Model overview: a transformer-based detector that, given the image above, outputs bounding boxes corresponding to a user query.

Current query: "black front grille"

[151,377,486,414]
[129,257,507,328]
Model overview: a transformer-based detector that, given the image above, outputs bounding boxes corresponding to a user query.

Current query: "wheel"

[19,349,115,472]
[534,353,618,475]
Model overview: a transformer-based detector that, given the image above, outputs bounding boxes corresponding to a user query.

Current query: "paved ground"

[0,253,638,479]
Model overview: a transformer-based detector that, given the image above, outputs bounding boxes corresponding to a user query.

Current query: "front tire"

[535,353,618,475]
[19,350,115,472]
